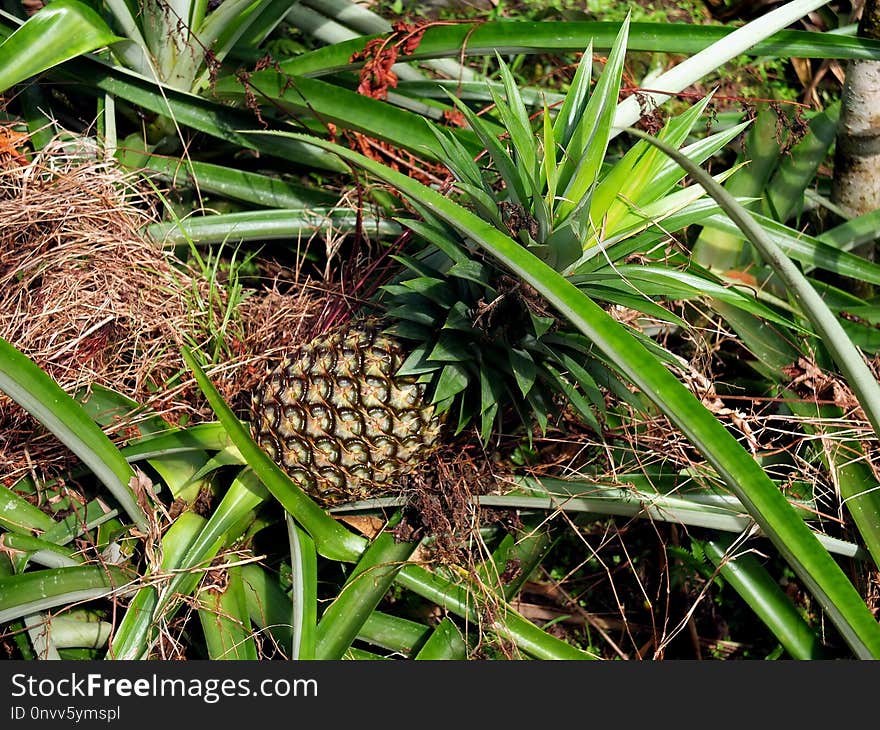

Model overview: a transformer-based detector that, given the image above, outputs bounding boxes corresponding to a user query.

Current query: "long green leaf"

[0,337,148,532]
[0,566,129,624]
[0,485,56,535]
[108,474,263,659]
[395,564,595,660]
[117,147,337,209]
[414,618,467,660]
[279,22,880,78]
[357,611,432,656]
[703,535,824,659]
[288,516,317,660]
[52,56,347,172]
[148,208,400,245]
[198,563,259,660]
[631,131,880,444]
[211,72,478,162]
[240,563,293,655]
[613,0,832,131]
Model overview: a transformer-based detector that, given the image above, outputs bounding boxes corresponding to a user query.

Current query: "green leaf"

[117,147,336,209]
[212,72,478,163]
[414,618,467,659]
[425,331,472,364]
[0,337,148,533]
[396,564,594,659]
[766,102,840,223]
[108,475,263,659]
[556,17,630,222]
[280,22,880,78]
[0,0,122,93]
[0,566,129,624]
[508,348,537,398]
[552,41,593,151]
[703,535,824,659]
[445,92,528,207]
[198,564,259,660]
[432,362,470,403]
[357,611,432,657]
[54,56,346,172]
[240,563,293,654]
[0,484,57,535]
[315,523,417,660]
[288,517,317,660]
[148,208,400,246]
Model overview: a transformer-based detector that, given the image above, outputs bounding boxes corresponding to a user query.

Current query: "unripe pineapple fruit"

[251,325,443,504]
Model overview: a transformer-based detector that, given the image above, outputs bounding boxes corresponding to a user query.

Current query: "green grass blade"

[274,131,880,658]
[0,337,148,533]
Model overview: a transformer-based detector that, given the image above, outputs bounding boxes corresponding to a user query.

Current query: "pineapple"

[252,325,443,504]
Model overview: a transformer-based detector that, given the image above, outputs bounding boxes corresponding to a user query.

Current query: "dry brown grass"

[0,135,321,485]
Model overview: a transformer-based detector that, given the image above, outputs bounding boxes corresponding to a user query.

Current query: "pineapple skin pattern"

[252,326,443,504]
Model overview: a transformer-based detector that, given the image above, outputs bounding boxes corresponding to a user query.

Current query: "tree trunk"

[831,0,880,222]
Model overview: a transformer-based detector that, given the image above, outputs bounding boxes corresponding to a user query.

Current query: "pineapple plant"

[249,19,785,506]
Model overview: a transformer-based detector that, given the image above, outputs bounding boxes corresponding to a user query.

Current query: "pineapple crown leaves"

[430,17,751,281]
[380,207,617,443]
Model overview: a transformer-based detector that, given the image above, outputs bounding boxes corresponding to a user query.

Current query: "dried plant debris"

[0,139,318,484]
